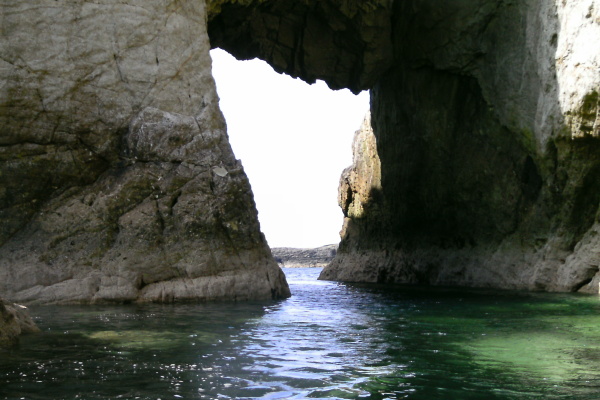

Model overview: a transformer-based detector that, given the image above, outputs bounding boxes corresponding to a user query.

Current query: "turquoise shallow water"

[2,267,600,399]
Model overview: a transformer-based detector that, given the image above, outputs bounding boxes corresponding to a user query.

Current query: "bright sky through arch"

[210,49,370,248]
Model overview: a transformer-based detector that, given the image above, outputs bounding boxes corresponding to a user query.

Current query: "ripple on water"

[2,267,600,399]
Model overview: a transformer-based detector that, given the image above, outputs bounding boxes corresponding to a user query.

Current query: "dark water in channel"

[2,267,600,400]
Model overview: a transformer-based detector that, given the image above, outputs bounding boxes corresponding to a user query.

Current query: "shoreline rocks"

[2,0,600,299]
[272,245,338,269]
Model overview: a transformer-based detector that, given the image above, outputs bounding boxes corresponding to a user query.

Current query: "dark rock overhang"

[207,0,394,93]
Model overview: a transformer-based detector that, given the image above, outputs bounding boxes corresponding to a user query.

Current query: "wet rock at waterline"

[0,0,289,303]
[0,298,39,347]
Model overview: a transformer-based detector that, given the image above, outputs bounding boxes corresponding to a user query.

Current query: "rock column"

[0,0,289,303]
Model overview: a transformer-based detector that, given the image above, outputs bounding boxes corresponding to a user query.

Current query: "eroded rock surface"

[3,0,600,297]
[207,0,393,93]
[0,0,289,303]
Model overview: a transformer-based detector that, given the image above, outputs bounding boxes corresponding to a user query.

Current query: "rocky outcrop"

[2,0,600,298]
[322,0,600,293]
[0,298,39,347]
[0,0,289,303]
[336,113,382,238]
[209,0,600,293]
[272,245,338,268]
[319,114,385,281]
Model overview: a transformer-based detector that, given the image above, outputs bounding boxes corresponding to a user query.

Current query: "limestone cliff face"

[319,114,386,282]
[3,0,600,298]
[0,0,289,303]
[209,0,600,293]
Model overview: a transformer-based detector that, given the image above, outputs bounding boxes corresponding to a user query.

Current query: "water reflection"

[232,272,398,399]
[1,268,600,399]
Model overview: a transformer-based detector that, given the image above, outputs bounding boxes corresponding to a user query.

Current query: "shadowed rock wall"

[324,0,600,293]
[207,0,393,93]
[209,0,600,293]
[0,0,289,303]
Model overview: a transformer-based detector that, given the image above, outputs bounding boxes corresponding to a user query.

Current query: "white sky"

[210,49,370,248]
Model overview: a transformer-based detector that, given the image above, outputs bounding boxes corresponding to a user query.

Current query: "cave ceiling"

[207,0,394,93]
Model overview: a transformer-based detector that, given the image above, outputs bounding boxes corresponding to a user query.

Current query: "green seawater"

[1,267,600,399]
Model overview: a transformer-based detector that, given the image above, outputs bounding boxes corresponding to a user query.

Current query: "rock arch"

[1,0,599,304]
[209,0,600,293]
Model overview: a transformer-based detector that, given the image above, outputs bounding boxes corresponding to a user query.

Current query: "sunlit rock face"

[210,0,600,292]
[0,0,289,303]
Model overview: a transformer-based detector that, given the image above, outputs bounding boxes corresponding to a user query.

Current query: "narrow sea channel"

[2,267,600,399]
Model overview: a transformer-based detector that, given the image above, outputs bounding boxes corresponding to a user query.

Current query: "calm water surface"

[2,267,600,399]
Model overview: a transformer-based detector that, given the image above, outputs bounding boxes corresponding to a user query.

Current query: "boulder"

[0,298,39,347]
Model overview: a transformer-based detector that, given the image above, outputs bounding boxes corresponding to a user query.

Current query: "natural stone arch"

[209,0,600,293]
[1,0,600,305]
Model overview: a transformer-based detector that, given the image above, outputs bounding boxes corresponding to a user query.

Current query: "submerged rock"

[0,0,289,303]
[0,298,39,347]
